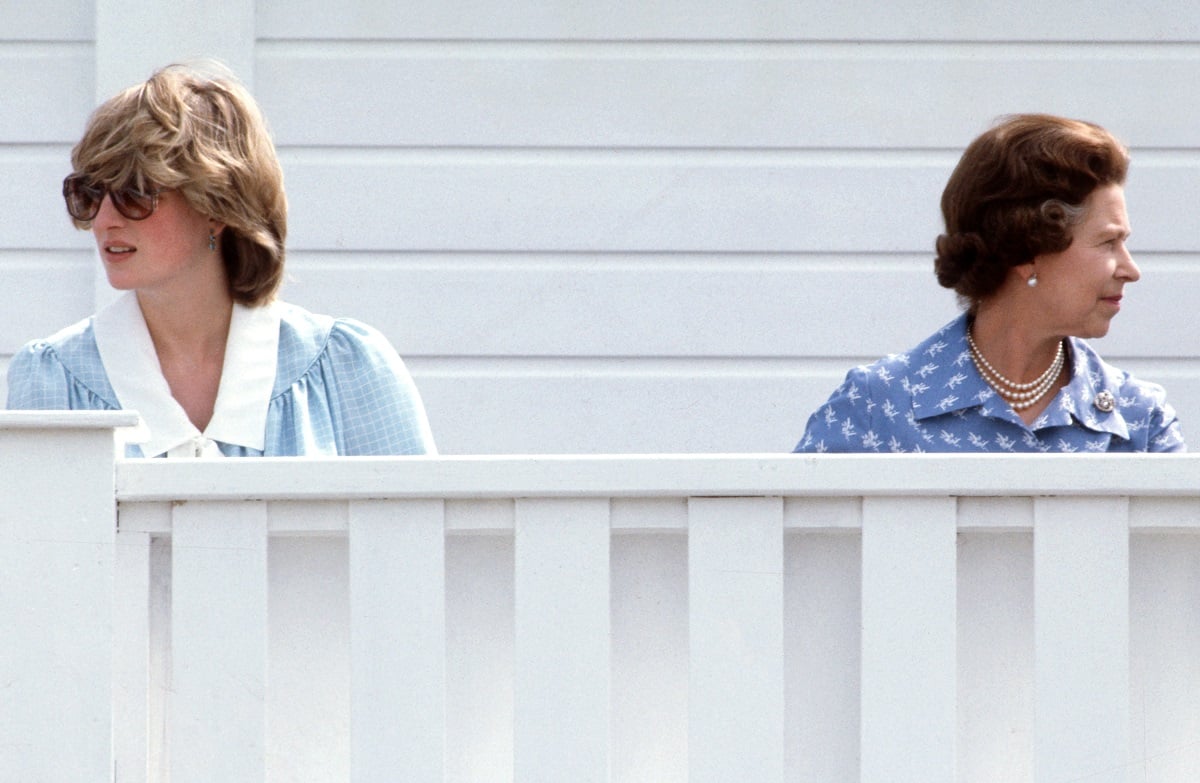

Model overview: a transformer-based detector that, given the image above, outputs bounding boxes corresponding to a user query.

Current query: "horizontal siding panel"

[280,255,952,358]
[256,2,1200,41]
[0,46,93,143]
[414,367,833,454]
[258,46,1200,149]
[410,363,1200,454]
[0,253,95,353]
[0,2,93,41]
[281,254,1200,358]
[4,153,94,250]
[279,155,1200,254]
[282,154,948,253]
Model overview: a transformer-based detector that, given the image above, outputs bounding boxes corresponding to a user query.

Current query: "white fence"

[2,412,1199,782]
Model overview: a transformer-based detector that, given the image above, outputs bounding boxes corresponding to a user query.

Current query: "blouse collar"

[93,291,280,458]
[909,314,1131,440]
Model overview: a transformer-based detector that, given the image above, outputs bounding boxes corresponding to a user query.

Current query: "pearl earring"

[208,229,217,251]
[1027,273,1038,288]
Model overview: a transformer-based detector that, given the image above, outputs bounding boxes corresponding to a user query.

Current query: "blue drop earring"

[208,228,217,251]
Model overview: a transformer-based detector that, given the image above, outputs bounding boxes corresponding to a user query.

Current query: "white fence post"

[514,497,611,782]
[170,500,269,783]
[860,496,958,783]
[350,498,446,781]
[1034,496,1131,781]
[0,412,133,781]
[688,496,785,783]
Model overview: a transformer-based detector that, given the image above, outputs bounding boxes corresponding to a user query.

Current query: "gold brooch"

[1093,390,1115,413]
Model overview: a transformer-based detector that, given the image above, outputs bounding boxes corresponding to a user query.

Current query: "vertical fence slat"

[170,500,268,783]
[350,498,446,781]
[688,496,785,783]
[0,425,117,782]
[514,497,611,782]
[1034,496,1131,781]
[861,496,957,783]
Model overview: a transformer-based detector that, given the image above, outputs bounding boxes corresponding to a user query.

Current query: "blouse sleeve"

[1146,396,1186,453]
[324,319,437,455]
[6,341,72,410]
[792,366,879,453]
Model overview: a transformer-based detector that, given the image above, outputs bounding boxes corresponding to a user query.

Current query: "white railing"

[3,412,1199,783]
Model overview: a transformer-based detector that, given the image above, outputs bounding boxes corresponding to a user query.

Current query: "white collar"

[93,291,281,458]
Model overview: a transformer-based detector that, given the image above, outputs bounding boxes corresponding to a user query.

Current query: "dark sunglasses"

[63,174,162,221]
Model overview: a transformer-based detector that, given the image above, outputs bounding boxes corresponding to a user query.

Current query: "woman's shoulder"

[1070,337,1168,400]
[272,301,402,391]
[12,315,106,377]
[7,315,118,408]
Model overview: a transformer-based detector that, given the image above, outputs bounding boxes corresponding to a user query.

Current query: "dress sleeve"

[792,366,879,453]
[5,341,72,410]
[1146,396,1186,453]
[324,319,437,455]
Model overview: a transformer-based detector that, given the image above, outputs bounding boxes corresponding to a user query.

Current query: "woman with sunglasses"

[6,63,436,457]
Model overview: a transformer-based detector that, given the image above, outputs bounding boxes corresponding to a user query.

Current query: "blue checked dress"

[794,314,1184,454]
[6,293,435,457]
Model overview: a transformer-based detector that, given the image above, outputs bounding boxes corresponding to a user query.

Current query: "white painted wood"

[5,153,96,251]
[412,369,839,455]
[280,253,1200,357]
[349,499,446,781]
[445,533,515,782]
[281,154,949,253]
[147,536,171,783]
[267,534,350,782]
[10,440,1200,778]
[0,420,120,781]
[170,500,268,783]
[116,454,1200,503]
[113,528,153,783]
[513,497,610,781]
[1129,496,1200,529]
[1033,497,1131,782]
[255,1,1200,41]
[94,0,255,97]
[688,496,785,783]
[0,44,92,142]
[259,45,1200,150]
[0,252,96,354]
[1130,530,1200,781]
[860,496,957,783]
[1,0,93,39]
[957,531,1034,782]
[784,530,860,782]
[611,532,688,782]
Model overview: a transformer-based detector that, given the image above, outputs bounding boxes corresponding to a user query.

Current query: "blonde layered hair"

[69,63,287,305]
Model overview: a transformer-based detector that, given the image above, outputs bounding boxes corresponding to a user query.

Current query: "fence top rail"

[0,410,140,430]
[115,453,1200,502]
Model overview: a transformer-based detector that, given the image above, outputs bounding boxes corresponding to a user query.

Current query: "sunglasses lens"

[110,188,157,220]
[63,177,103,220]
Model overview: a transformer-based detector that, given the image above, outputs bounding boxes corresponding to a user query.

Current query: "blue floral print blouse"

[793,314,1184,453]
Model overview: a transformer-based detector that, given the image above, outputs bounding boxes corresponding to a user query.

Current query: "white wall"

[3,1,1200,453]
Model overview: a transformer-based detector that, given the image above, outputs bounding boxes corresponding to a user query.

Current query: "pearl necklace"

[966,330,1065,410]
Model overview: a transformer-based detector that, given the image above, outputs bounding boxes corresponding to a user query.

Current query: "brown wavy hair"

[69,62,287,305]
[934,114,1128,309]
